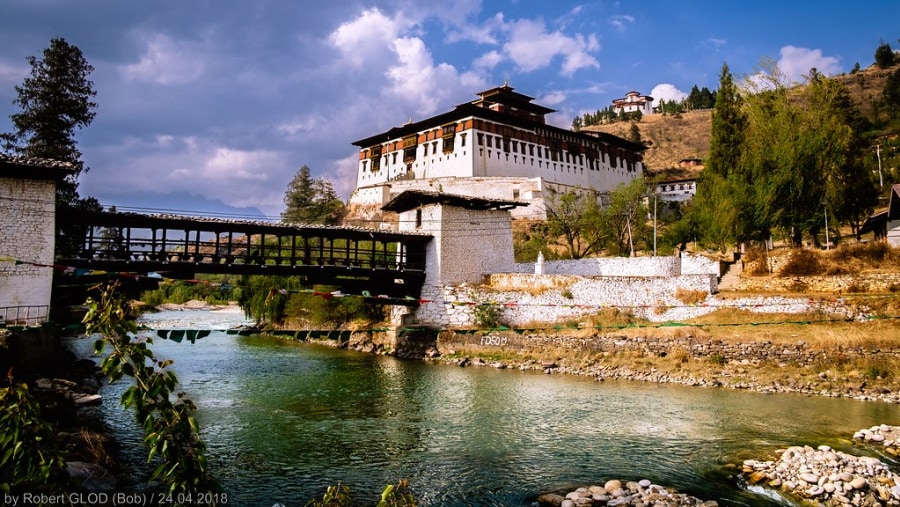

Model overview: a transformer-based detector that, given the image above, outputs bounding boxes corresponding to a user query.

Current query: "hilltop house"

[347,84,646,222]
[611,90,654,117]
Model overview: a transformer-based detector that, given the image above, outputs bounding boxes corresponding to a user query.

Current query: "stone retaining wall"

[511,253,719,277]
[734,272,900,294]
[410,273,719,328]
[438,331,900,366]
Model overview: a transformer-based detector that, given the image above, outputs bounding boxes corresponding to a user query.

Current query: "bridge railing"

[0,305,49,326]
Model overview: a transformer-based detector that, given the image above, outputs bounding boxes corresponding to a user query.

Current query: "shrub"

[779,249,824,276]
[0,382,68,492]
[675,288,708,305]
[472,302,504,329]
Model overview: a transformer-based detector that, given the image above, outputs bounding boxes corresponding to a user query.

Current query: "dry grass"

[76,428,116,468]
[675,288,708,305]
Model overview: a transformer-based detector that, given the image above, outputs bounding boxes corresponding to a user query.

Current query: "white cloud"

[329,8,407,67]
[473,50,504,70]
[120,33,207,85]
[777,45,841,84]
[386,37,463,116]
[446,12,504,44]
[609,15,635,32]
[540,90,567,106]
[502,18,600,76]
[650,83,688,103]
[332,153,361,199]
[0,59,27,89]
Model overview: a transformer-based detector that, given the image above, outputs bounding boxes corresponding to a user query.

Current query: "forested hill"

[582,63,898,178]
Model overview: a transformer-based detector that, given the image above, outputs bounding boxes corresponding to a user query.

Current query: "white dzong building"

[348,84,646,222]
[611,90,654,116]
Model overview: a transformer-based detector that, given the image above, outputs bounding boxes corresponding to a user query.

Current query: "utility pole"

[876,144,884,188]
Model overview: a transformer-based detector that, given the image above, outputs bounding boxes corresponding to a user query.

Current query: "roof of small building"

[859,184,900,235]
[382,190,528,213]
[0,152,76,180]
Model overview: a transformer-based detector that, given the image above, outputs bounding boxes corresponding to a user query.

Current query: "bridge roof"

[62,210,431,241]
[382,190,527,212]
[0,153,76,181]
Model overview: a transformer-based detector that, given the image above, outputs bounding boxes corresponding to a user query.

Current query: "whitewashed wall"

[513,253,719,278]
[0,176,56,324]
[411,272,719,328]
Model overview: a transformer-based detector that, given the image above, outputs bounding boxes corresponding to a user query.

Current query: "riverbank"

[318,313,900,404]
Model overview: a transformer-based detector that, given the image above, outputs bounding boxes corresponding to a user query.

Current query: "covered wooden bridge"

[55,209,430,299]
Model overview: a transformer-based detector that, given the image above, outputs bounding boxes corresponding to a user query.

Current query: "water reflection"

[72,326,900,507]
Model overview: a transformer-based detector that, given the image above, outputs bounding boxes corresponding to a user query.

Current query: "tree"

[599,178,649,256]
[1,38,97,207]
[627,123,643,145]
[281,165,345,224]
[739,60,864,247]
[692,62,746,250]
[875,41,896,69]
[885,66,900,118]
[542,189,606,259]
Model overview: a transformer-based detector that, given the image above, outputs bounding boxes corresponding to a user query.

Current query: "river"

[66,309,900,506]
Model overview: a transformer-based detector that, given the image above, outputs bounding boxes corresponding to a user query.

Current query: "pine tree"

[1,38,98,207]
[281,165,345,225]
[692,62,747,250]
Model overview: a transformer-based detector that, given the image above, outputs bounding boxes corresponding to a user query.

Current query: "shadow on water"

[69,316,900,507]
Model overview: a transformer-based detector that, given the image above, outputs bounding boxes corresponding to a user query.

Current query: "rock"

[603,480,622,492]
[850,477,868,490]
[67,461,116,491]
[806,485,824,497]
[74,394,102,406]
[561,500,575,507]
[537,493,565,506]
[638,479,652,488]
[799,472,819,484]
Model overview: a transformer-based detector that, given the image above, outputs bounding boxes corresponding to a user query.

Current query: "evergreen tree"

[875,41,896,69]
[1,38,97,207]
[693,62,747,250]
[281,165,345,225]
[884,66,900,118]
[627,123,643,145]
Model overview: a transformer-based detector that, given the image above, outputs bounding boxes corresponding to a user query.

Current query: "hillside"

[582,109,712,176]
[582,63,898,179]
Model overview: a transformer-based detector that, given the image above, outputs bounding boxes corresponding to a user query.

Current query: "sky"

[1,1,898,218]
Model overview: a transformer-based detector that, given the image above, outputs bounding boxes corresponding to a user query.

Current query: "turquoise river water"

[67,310,900,507]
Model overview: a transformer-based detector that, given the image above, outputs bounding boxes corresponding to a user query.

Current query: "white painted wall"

[351,119,642,219]
[889,220,900,248]
[0,176,56,324]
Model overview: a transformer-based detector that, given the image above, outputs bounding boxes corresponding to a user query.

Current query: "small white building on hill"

[611,90,654,116]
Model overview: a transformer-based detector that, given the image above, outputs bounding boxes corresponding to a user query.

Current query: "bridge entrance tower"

[382,190,527,327]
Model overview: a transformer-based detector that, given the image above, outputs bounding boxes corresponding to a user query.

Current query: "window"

[402,135,417,163]
[415,209,422,228]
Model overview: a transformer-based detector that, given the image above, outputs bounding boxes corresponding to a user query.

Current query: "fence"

[0,305,49,326]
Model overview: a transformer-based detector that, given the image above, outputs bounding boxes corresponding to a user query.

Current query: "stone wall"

[437,331,900,367]
[512,253,719,278]
[0,176,56,324]
[411,272,719,328]
[734,272,900,293]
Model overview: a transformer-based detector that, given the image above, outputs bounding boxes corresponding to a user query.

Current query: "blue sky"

[1,1,897,217]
